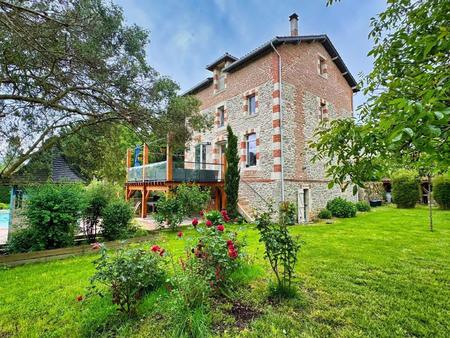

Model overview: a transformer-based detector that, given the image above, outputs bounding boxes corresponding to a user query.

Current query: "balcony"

[127,161,223,183]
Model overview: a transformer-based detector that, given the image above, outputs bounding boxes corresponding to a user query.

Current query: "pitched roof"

[205,53,238,71]
[183,35,358,95]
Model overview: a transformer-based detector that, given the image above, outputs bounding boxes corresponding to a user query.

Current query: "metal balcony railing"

[127,161,223,183]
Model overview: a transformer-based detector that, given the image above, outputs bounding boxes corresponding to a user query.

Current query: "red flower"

[76,295,84,302]
[91,242,101,250]
[217,224,224,232]
[199,210,204,217]
[228,248,238,259]
[206,220,213,227]
[177,231,183,238]
[159,249,166,257]
[151,245,161,252]
[192,218,199,227]
[226,240,234,247]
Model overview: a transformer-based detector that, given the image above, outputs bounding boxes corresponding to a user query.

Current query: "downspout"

[270,41,285,202]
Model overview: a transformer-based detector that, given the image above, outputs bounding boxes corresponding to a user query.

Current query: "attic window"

[318,56,327,77]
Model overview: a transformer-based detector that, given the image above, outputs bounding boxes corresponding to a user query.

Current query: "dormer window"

[218,73,225,91]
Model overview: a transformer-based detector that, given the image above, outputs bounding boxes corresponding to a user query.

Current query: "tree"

[225,126,240,218]
[312,0,449,229]
[0,0,203,180]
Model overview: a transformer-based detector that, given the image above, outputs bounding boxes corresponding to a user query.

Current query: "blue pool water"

[0,210,9,229]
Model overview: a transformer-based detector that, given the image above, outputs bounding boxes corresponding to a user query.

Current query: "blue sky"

[115,0,386,109]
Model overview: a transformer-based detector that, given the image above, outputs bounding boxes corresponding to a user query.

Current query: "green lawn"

[1,206,449,337]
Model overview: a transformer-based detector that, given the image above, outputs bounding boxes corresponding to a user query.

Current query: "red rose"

[91,242,101,250]
[192,218,199,227]
[199,210,204,217]
[206,220,213,227]
[228,249,238,259]
[76,295,83,302]
[177,231,183,238]
[217,224,224,232]
[226,240,234,247]
[159,249,165,257]
[151,245,161,252]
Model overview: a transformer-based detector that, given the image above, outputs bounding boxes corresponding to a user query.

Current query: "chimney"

[289,13,299,36]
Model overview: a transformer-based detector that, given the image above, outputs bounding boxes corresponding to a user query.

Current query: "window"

[319,56,327,77]
[247,95,256,115]
[246,133,257,167]
[195,144,207,169]
[218,106,225,127]
[218,74,225,91]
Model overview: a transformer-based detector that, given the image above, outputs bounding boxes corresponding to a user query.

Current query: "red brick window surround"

[240,128,260,169]
[318,54,328,78]
[215,104,227,128]
[242,88,259,116]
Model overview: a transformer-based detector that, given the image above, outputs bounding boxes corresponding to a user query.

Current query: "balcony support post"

[166,133,173,182]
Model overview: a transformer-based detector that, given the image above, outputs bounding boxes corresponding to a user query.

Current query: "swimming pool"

[0,210,9,229]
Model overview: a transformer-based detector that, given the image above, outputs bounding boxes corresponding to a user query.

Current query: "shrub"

[188,212,244,289]
[279,201,297,225]
[155,194,184,231]
[90,245,166,316]
[392,170,421,208]
[318,209,332,219]
[0,185,10,204]
[101,200,133,241]
[83,181,119,242]
[433,175,450,210]
[176,184,210,216]
[0,202,8,209]
[255,208,301,298]
[25,184,84,250]
[7,227,41,253]
[326,197,357,218]
[355,201,371,212]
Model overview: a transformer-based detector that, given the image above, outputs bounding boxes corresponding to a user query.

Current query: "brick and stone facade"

[183,17,358,221]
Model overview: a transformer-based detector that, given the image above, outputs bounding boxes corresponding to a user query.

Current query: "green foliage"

[318,209,332,219]
[326,197,357,218]
[90,246,166,316]
[0,185,10,203]
[83,181,120,242]
[154,194,184,231]
[166,259,212,337]
[355,201,371,212]
[392,170,421,209]
[7,227,41,253]
[433,175,450,210]
[25,184,84,250]
[311,0,450,193]
[175,184,210,216]
[0,202,8,209]
[101,200,133,241]
[279,201,297,225]
[225,126,240,218]
[255,208,301,297]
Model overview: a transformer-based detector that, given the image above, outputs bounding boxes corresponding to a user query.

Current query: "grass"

[0,205,449,337]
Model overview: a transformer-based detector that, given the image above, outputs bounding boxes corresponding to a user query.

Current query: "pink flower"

[206,220,213,227]
[159,249,165,257]
[151,245,161,252]
[91,242,101,250]
[177,231,183,238]
[76,295,84,302]
[228,248,238,259]
[217,224,224,232]
[192,218,199,227]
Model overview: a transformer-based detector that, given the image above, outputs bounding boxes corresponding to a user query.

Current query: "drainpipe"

[270,40,285,202]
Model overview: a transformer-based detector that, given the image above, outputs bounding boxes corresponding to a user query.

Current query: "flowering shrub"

[89,245,166,316]
[155,194,184,231]
[187,211,244,289]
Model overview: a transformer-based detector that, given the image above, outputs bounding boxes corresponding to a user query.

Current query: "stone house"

[183,13,358,221]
